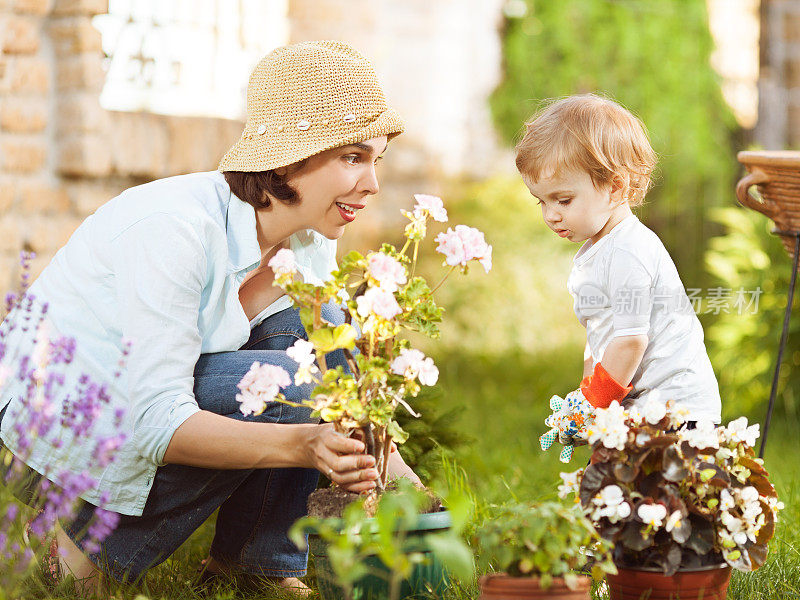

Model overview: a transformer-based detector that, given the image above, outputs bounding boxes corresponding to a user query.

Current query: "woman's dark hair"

[223,162,307,209]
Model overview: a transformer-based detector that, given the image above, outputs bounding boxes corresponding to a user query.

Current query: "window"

[93,0,288,119]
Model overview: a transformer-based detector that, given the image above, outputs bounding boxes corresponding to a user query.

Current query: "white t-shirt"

[567,215,721,422]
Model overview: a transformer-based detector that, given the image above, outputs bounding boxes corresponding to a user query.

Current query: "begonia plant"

[236,195,492,491]
[557,397,784,576]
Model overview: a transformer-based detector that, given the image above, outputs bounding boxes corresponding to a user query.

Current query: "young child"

[516,94,721,450]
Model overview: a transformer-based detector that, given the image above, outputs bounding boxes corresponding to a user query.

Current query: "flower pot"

[308,509,451,600]
[606,564,732,600]
[736,150,800,267]
[478,573,591,599]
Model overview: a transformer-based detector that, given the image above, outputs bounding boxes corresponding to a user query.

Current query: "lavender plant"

[0,251,127,591]
[557,397,784,576]
[234,195,492,493]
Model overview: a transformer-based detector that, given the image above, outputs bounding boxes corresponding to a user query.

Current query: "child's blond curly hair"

[515,94,657,206]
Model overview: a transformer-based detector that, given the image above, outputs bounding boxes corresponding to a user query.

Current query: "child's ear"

[609,173,628,205]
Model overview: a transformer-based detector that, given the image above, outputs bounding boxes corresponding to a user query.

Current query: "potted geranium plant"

[235,193,491,513]
[474,501,616,600]
[557,398,785,600]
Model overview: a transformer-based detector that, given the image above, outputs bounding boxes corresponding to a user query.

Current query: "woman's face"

[283,136,388,240]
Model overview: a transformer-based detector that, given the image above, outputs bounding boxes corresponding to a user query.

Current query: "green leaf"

[424,533,475,582]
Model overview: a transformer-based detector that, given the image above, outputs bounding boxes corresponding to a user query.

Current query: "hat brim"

[218,108,404,173]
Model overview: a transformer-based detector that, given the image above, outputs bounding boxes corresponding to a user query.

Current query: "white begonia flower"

[637,503,667,529]
[587,401,629,451]
[665,510,683,532]
[681,419,719,449]
[627,405,645,426]
[557,469,582,499]
[592,485,631,523]
[720,489,735,511]
[725,416,760,447]
[740,486,759,504]
[356,286,402,320]
[643,398,667,425]
[667,403,691,429]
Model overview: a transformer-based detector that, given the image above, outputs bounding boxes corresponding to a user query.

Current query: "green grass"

[5,346,797,599]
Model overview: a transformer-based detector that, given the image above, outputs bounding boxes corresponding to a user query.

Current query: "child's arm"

[600,334,648,389]
[580,334,648,409]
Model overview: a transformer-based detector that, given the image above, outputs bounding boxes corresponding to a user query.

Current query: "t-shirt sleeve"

[607,247,654,338]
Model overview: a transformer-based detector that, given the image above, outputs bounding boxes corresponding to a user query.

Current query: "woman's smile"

[335,201,365,223]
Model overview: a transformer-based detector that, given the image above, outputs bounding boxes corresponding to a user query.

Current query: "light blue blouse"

[0,170,337,516]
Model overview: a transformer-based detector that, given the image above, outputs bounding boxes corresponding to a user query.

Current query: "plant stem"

[399,238,411,256]
[385,337,394,361]
[411,241,419,278]
[430,265,457,294]
[313,297,328,372]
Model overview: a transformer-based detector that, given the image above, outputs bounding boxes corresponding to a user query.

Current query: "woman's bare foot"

[54,523,104,597]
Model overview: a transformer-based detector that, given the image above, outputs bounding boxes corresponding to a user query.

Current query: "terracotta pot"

[478,573,591,599]
[606,563,732,600]
[736,150,800,267]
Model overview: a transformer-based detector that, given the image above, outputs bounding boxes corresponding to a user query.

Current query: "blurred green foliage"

[705,207,800,422]
[412,176,583,357]
[491,0,739,285]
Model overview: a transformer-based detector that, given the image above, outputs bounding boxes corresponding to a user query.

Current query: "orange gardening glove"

[580,363,633,409]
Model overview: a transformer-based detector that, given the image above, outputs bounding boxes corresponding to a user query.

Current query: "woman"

[0,40,419,594]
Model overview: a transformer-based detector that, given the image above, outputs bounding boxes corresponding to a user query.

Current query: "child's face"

[523,168,628,244]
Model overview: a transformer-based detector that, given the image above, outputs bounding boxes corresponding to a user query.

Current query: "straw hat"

[218,40,404,172]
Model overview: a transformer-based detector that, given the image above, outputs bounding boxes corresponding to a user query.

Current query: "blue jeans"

[2,305,347,583]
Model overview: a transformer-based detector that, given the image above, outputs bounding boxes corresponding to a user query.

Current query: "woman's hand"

[305,423,379,493]
[386,442,423,487]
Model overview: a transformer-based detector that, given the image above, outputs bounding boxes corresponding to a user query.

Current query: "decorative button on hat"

[218,40,404,172]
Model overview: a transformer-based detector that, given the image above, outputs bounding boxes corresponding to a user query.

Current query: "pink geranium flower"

[356,286,402,320]
[413,194,448,222]
[390,348,439,386]
[435,225,493,273]
[236,361,292,416]
[268,248,297,276]
[367,252,407,292]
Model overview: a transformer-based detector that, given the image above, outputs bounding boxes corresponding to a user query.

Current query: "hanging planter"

[606,563,731,600]
[736,150,800,267]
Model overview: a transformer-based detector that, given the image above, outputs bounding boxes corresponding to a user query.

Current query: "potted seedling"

[475,501,616,599]
[289,478,474,600]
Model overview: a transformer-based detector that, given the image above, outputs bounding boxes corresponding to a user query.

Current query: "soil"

[307,483,443,519]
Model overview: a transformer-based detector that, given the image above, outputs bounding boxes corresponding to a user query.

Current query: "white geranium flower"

[391,348,439,386]
[286,339,316,368]
[637,503,667,529]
